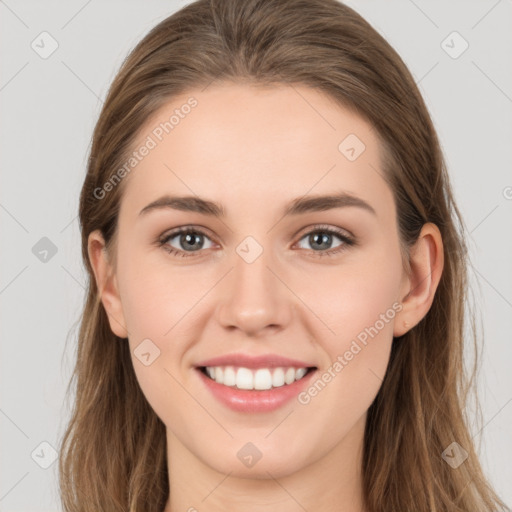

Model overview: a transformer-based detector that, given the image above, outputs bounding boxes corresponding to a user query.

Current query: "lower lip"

[196,368,317,413]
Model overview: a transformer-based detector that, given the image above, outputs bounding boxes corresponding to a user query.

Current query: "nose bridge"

[216,235,292,335]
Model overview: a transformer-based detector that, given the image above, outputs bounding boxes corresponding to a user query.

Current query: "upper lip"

[195,353,317,369]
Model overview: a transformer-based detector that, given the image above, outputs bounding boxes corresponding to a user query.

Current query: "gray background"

[1,0,511,510]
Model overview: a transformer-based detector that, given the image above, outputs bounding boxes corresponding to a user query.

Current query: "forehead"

[120,83,393,221]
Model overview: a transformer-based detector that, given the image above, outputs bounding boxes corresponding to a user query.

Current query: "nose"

[216,244,293,337]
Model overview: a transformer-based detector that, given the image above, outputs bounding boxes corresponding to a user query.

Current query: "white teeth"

[203,365,312,390]
[285,367,296,385]
[236,368,254,390]
[214,366,224,385]
[272,368,285,387]
[223,366,236,386]
[295,367,307,380]
[254,369,272,390]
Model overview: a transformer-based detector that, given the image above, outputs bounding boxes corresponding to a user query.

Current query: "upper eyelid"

[160,225,216,243]
[294,223,354,240]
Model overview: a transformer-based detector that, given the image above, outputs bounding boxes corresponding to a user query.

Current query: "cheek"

[295,269,400,434]
[117,254,205,341]
[118,259,202,424]
[296,247,402,411]
[300,250,402,342]
[119,234,403,351]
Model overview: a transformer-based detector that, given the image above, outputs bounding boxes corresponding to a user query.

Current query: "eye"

[159,227,214,258]
[294,224,355,258]
[158,224,356,258]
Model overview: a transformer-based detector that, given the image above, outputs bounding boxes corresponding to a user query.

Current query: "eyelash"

[158,224,356,259]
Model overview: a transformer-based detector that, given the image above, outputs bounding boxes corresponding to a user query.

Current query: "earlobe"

[393,223,444,337]
[87,230,128,339]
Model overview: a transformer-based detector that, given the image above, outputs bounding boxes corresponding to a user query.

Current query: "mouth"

[197,365,317,391]
[194,352,319,412]
[196,364,318,412]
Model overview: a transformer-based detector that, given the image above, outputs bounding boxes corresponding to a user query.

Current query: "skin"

[88,83,444,512]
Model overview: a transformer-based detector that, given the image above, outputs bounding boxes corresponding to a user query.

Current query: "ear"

[393,222,444,337]
[87,229,128,338]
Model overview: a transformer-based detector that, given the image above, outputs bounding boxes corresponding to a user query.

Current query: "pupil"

[311,232,331,250]
[182,233,202,250]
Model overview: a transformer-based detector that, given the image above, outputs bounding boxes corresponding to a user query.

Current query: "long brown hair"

[58,0,509,510]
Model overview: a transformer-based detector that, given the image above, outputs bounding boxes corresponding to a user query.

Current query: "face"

[92,83,412,479]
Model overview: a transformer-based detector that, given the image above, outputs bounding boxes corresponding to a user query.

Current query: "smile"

[196,366,318,413]
[200,365,314,390]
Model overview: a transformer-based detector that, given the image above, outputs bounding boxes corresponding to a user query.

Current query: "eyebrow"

[138,192,377,218]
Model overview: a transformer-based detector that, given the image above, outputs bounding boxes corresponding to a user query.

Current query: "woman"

[58,0,510,511]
